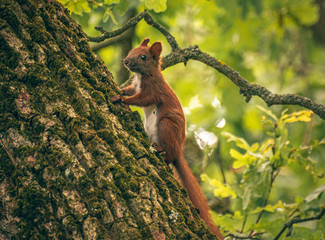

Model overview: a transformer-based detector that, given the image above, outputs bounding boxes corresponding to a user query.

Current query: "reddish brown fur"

[111,38,223,239]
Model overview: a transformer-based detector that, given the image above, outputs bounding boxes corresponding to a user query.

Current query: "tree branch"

[273,207,325,240]
[91,29,133,52]
[87,11,325,120]
[226,232,262,240]
[88,10,178,50]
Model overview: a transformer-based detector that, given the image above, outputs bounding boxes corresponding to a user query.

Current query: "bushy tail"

[175,156,223,240]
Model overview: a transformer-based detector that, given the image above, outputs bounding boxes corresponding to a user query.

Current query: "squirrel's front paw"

[110,95,131,111]
[152,143,166,155]
[110,95,124,103]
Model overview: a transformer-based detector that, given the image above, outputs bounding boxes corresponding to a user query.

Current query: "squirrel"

[111,38,223,239]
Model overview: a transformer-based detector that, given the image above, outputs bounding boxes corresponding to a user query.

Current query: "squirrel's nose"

[123,59,129,66]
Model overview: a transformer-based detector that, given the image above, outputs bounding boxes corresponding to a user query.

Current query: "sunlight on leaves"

[216,117,226,128]
[230,149,257,169]
[145,0,167,12]
[251,200,284,214]
[201,174,236,198]
[289,0,320,26]
[282,110,313,124]
[222,132,250,150]
[104,0,120,4]
[61,0,91,15]
[194,128,218,149]
[259,139,274,154]
[189,95,202,109]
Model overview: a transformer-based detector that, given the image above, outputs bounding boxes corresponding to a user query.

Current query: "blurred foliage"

[60,0,325,238]
[214,108,325,238]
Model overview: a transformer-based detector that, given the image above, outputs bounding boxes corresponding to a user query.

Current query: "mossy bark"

[0,0,217,239]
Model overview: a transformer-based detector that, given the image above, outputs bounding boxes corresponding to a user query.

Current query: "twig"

[273,207,325,240]
[227,232,262,240]
[142,12,179,50]
[88,11,146,43]
[91,30,132,52]
[88,10,179,50]
[87,11,325,120]
[255,168,280,224]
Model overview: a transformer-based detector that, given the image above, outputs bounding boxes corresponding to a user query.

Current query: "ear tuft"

[149,42,162,59]
[141,38,150,47]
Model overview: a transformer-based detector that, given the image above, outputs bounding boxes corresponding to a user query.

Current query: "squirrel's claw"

[152,143,166,155]
[110,95,124,103]
[110,95,131,111]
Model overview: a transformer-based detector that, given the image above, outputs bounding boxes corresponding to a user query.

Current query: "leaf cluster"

[208,108,325,239]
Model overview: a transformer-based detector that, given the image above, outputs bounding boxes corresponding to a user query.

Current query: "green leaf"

[230,148,258,168]
[233,157,250,169]
[211,180,237,199]
[222,132,250,150]
[103,9,117,24]
[282,110,313,124]
[259,139,274,154]
[200,173,209,182]
[145,0,167,13]
[255,217,285,236]
[289,0,320,26]
[257,105,278,121]
[251,200,284,214]
[201,174,237,199]
[249,142,259,152]
[104,0,120,4]
[242,188,253,210]
[116,0,129,16]
[305,184,325,203]
[61,0,91,15]
[230,148,244,160]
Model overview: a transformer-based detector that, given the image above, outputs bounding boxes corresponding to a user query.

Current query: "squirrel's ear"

[141,38,150,46]
[149,41,162,59]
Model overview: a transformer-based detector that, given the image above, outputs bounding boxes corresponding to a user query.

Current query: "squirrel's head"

[123,38,162,75]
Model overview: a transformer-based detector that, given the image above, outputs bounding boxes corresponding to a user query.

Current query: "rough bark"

[0,0,217,239]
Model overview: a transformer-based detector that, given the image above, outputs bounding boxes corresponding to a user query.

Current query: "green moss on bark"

[0,35,19,69]
[0,0,219,238]
[0,1,22,35]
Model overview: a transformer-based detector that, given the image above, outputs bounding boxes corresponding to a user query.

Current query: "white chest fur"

[133,74,159,144]
[133,74,141,93]
[143,105,158,144]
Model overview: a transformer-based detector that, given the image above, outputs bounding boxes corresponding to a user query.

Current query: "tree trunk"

[0,0,217,239]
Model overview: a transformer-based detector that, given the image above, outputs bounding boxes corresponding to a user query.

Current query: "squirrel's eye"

[141,55,147,61]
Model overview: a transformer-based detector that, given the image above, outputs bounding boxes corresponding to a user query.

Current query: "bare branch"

[142,12,179,50]
[226,232,262,240]
[88,11,325,120]
[91,29,133,52]
[273,207,325,240]
[88,11,146,43]
[88,10,179,50]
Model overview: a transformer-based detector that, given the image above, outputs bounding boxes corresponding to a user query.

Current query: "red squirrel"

[111,38,223,239]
